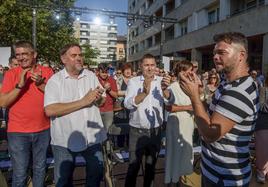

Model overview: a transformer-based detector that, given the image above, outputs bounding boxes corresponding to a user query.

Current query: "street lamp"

[32,8,37,50]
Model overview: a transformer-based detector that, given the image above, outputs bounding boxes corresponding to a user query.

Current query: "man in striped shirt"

[180,32,259,186]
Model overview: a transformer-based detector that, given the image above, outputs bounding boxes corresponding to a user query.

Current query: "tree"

[82,43,100,66]
[0,0,77,65]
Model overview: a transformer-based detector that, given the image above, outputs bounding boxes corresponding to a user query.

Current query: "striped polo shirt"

[201,75,259,186]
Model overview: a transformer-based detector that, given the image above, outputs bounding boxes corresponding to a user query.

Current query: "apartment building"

[74,18,117,64]
[115,35,127,67]
[127,0,268,73]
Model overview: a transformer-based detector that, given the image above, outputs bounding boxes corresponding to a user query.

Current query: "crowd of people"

[0,31,267,187]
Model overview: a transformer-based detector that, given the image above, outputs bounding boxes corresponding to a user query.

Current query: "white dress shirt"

[124,75,165,129]
[44,69,107,152]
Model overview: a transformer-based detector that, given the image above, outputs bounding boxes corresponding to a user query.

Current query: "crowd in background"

[0,32,268,187]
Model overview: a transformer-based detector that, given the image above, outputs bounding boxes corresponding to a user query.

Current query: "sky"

[75,0,128,36]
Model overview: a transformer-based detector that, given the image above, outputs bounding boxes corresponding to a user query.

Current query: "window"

[119,48,123,53]
[90,25,99,30]
[109,26,117,31]
[109,41,116,45]
[165,0,175,15]
[109,47,116,52]
[155,32,161,45]
[140,41,145,50]
[180,19,187,36]
[140,3,146,15]
[100,33,108,37]
[246,0,257,9]
[147,0,154,8]
[134,27,139,36]
[90,40,97,44]
[100,26,107,30]
[134,44,139,53]
[81,24,88,28]
[80,31,88,36]
[208,8,219,25]
[100,48,107,51]
[155,7,163,17]
[165,25,174,41]
[80,39,88,44]
[146,37,153,48]
[90,32,97,36]
[100,40,107,44]
[132,0,136,9]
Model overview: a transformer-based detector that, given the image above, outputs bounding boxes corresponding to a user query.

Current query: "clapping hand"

[143,76,153,95]
[81,86,105,106]
[179,71,200,99]
[161,72,171,90]
[30,68,45,86]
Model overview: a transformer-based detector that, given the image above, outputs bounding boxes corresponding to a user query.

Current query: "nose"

[213,54,219,62]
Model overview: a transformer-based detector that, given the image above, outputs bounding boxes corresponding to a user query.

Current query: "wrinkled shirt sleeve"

[124,78,138,109]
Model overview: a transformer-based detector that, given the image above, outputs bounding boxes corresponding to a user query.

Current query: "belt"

[130,126,160,134]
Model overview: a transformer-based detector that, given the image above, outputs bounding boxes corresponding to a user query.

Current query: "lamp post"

[159,21,165,65]
[32,8,37,50]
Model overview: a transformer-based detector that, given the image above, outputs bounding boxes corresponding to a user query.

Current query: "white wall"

[0,47,11,67]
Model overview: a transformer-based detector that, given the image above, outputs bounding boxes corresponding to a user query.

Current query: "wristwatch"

[15,84,23,89]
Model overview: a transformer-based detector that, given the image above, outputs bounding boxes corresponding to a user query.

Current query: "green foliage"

[81,42,100,66]
[0,0,78,65]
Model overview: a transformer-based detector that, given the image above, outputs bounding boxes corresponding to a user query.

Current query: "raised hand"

[161,73,171,90]
[103,82,111,91]
[179,72,200,99]
[143,76,153,95]
[30,68,45,86]
[18,67,31,88]
[81,86,105,106]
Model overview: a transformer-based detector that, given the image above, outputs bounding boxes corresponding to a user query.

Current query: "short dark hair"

[140,53,156,64]
[174,60,193,75]
[8,56,16,64]
[13,40,35,52]
[213,32,248,52]
[97,63,109,72]
[121,63,133,72]
[60,43,81,56]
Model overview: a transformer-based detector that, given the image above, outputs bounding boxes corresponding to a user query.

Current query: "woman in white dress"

[165,60,195,185]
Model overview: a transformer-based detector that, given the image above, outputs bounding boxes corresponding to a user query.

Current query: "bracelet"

[15,84,23,89]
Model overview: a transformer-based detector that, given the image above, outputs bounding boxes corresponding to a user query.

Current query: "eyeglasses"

[116,72,122,74]
[209,76,217,79]
[15,52,33,58]
[193,66,198,68]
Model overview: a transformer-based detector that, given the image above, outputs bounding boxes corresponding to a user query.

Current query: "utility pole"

[159,21,165,65]
[32,8,37,49]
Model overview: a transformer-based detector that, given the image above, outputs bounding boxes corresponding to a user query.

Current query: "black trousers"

[125,126,161,187]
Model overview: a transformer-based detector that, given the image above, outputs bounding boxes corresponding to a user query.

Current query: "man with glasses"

[44,43,107,186]
[0,40,53,187]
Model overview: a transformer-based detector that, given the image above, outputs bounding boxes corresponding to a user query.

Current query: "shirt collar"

[140,75,158,81]
[63,68,87,79]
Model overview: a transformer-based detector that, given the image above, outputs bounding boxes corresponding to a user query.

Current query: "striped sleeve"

[215,87,254,123]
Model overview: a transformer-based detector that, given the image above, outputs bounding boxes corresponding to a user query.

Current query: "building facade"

[74,19,117,64]
[127,0,268,73]
[115,35,127,67]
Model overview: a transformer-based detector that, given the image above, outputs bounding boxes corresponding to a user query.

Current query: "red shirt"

[98,76,118,112]
[0,65,53,133]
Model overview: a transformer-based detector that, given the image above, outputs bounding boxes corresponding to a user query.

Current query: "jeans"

[8,129,50,187]
[52,143,104,187]
[100,111,114,132]
[125,126,161,187]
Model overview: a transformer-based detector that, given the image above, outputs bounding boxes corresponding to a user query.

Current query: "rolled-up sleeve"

[124,78,138,110]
